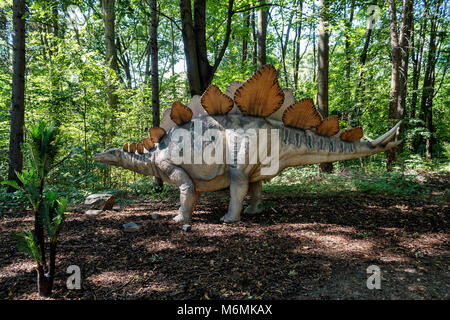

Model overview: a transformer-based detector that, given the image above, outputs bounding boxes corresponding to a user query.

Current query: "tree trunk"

[344,0,354,118]
[273,6,293,87]
[410,5,428,120]
[397,0,413,153]
[37,265,53,297]
[179,0,234,96]
[37,241,57,297]
[7,0,26,193]
[317,0,332,174]
[150,0,163,191]
[193,0,212,90]
[170,21,176,97]
[282,14,293,87]
[312,4,317,83]
[179,0,203,96]
[101,0,120,145]
[386,0,401,171]
[242,6,249,65]
[251,8,257,70]
[387,0,414,169]
[353,26,372,125]
[257,1,267,68]
[420,0,442,160]
[117,37,132,87]
[0,9,9,63]
[101,0,120,76]
[293,1,303,91]
[35,239,57,297]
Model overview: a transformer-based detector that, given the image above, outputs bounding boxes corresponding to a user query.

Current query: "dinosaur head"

[93,148,159,177]
[93,148,122,165]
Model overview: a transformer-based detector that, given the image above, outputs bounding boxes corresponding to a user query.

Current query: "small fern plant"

[2,121,68,297]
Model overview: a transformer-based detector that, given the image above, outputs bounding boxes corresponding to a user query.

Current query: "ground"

[0,171,448,300]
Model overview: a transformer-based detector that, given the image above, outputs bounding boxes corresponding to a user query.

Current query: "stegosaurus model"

[94,65,401,223]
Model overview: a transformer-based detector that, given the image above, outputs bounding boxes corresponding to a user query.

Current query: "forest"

[0,0,448,301]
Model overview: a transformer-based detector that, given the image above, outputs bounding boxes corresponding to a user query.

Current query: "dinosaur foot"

[220,213,241,223]
[244,205,263,215]
[173,214,191,223]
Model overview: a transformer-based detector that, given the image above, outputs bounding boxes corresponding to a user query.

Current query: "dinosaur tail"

[323,121,402,163]
[286,121,402,166]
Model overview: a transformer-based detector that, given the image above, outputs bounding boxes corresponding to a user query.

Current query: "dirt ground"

[0,177,449,300]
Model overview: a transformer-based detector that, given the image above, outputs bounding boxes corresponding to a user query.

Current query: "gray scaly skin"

[94,115,401,223]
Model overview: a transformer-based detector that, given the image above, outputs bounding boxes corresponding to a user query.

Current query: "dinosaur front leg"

[244,181,263,215]
[175,183,197,223]
[164,164,197,223]
[221,168,249,223]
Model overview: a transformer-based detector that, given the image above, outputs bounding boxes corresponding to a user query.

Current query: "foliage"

[12,229,42,264]
[0,0,448,202]
[267,155,448,200]
[2,121,67,273]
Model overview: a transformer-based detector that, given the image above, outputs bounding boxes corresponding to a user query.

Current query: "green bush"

[2,121,68,297]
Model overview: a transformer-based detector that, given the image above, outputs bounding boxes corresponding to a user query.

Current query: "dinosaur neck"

[114,150,161,178]
[279,128,377,167]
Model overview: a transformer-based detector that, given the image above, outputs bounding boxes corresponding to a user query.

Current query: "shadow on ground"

[0,180,448,300]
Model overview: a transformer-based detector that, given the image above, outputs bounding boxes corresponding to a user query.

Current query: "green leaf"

[0,180,20,190]
[12,230,42,264]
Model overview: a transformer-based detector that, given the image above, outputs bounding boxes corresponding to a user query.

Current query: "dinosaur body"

[94,65,401,223]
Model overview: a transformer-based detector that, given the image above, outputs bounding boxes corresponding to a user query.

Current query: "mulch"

[0,181,449,300]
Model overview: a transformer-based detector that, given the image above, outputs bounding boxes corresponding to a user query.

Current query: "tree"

[344,0,355,115]
[317,0,332,173]
[257,0,267,68]
[387,0,414,170]
[150,0,163,190]
[410,3,428,120]
[101,0,120,127]
[398,0,414,121]
[7,0,26,193]
[293,0,304,91]
[101,0,120,78]
[420,0,442,160]
[271,3,294,87]
[242,5,250,66]
[179,0,234,96]
[353,7,373,124]
[251,7,258,70]
[1,0,449,199]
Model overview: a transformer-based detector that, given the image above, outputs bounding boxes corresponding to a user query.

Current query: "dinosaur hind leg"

[221,168,249,223]
[244,181,263,215]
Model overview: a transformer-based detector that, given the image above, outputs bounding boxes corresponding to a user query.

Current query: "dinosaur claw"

[244,204,263,215]
[220,214,241,223]
[173,214,191,223]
